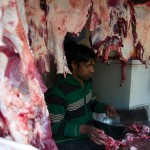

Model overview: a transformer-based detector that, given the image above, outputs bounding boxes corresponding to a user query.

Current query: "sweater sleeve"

[47,88,81,137]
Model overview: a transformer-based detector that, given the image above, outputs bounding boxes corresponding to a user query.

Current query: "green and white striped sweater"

[45,74,106,143]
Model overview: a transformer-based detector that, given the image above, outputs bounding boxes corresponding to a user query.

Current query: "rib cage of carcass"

[0,0,57,150]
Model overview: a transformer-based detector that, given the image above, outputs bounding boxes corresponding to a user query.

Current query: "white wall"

[92,59,150,110]
[129,60,150,108]
[75,28,150,110]
[92,60,132,109]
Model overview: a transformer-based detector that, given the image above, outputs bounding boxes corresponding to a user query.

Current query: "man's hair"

[64,41,96,72]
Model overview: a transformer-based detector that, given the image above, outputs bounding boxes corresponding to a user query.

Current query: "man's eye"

[86,66,90,68]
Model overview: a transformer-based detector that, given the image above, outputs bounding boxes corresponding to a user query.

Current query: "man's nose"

[90,66,94,73]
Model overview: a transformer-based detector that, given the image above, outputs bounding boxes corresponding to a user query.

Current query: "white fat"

[121,23,134,60]
[134,4,150,62]
[130,146,137,150]
[0,137,39,150]
[8,34,23,53]
[14,48,18,53]
[0,0,10,8]
[3,7,18,32]
[9,119,28,144]
[0,23,5,46]
[17,0,28,35]
[0,52,8,78]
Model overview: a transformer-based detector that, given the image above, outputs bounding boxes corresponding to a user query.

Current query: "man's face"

[75,59,95,81]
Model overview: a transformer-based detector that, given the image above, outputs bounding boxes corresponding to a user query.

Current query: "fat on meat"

[90,0,134,62]
[46,0,92,74]
[90,0,111,47]
[0,0,57,150]
[134,1,150,64]
[25,0,50,74]
[17,0,28,35]
[98,124,150,150]
[0,137,38,150]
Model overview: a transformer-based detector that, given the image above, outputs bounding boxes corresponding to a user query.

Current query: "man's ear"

[71,61,77,70]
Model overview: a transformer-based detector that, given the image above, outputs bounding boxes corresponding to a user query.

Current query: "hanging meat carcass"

[22,0,150,85]
[90,0,135,62]
[89,0,135,85]
[134,1,150,65]
[46,0,92,74]
[0,0,57,149]
[25,0,50,74]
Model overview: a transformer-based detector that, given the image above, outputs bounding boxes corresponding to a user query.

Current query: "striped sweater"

[45,74,106,143]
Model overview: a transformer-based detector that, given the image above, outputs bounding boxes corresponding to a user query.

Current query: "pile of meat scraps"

[0,0,57,149]
[100,124,150,150]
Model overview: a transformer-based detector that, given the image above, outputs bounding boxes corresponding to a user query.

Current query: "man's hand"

[80,125,107,145]
[105,104,116,118]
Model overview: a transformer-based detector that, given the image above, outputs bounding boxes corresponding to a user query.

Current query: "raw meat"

[89,0,135,85]
[46,0,92,74]
[134,1,150,64]
[101,123,150,150]
[25,0,50,74]
[90,0,135,62]
[0,137,38,150]
[90,0,110,47]
[0,0,57,150]
[98,129,121,150]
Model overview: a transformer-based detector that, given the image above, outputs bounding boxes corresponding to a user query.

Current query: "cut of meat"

[46,0,92,74]
[0,137,38,150]
[0,0,57,150]
[98,129,121,150]
[99,123,150,150]
[134,1,150,64]
[25,0,50,74]
[90,0,135,85]
[90,0,111,48]
[90,0,135,62]
[17,0,28,35]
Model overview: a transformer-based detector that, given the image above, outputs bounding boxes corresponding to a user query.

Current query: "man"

[45,41,116,150]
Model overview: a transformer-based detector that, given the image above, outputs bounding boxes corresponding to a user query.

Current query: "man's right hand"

[80,125,107,145]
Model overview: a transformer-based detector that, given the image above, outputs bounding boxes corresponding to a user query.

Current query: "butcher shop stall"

[0,0,150,150]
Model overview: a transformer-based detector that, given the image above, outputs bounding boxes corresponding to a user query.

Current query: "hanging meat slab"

[90,0,135,62]
[0,0,57,150]
[134,1,150,64]
[46,0,92,74]
[25,0,50,74]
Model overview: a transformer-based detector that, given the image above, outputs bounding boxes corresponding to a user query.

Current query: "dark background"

[132,0,149,4]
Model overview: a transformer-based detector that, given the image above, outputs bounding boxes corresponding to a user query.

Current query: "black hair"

[64,41,96,72]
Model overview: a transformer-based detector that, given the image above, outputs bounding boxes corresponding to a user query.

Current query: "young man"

[45,41,116,150]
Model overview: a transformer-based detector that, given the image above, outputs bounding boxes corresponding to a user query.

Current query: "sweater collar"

[66,73,88,86]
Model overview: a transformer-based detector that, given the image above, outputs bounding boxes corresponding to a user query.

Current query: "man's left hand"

[105,105,116,118]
